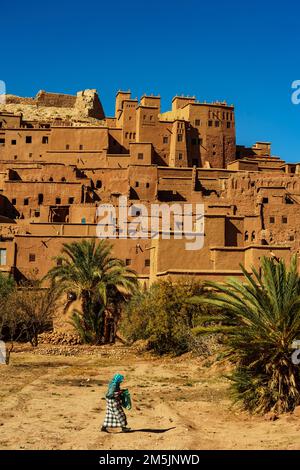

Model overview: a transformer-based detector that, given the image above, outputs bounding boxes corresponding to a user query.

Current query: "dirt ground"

[0,344,300,450]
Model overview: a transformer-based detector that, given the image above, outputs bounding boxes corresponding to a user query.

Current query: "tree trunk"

[103,315,114,344]
[5,343,14,365]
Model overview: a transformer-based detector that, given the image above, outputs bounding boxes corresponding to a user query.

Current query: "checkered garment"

[103,394,127,428]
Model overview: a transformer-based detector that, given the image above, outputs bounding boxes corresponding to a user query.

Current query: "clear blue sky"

[1,0,300,162]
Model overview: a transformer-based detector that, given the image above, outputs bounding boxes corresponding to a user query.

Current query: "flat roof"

[172,96,196,102]
[115,90,131,96]
[141,95,160,99]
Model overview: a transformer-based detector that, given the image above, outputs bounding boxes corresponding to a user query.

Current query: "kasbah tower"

[0,88,299,289]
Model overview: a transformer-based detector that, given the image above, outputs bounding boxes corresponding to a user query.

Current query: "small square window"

[135,181,139,188]
[163,136,168,144]
[195,119,201,126]
[215,121,220,127]
[282,216,288,224]
[12,198,16,205]
[125,259,132,266]
[57,259,63,266]
[227,122,231,129]
[66,144,70,150]
[14,155,17,160]
[34,210,40,218]
[208,120,213,127]
[178,153,183,160]
[11,139,16,145]
[79,144,83,150]
[177,134,183,142]
[26,136,32,143]
[42,136,48,144]
[145,259,150,267]
[146,182,150,188]
[138,153,143,160]
[56,198,61,205]
[68,197,74,204]
[24,198,29,205]
[289,235,295,241]
[29,253,36,262]
[262,197,269,204]
[269,217,275,223]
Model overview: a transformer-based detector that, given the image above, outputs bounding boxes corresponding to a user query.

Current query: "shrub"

[120,279,205,355]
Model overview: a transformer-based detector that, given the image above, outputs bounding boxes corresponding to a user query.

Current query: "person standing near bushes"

[101,373,131,433]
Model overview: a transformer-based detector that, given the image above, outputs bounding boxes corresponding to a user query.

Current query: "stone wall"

[36,91,77,108]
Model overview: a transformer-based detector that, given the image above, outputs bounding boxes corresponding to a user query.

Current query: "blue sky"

[1,0,300,162]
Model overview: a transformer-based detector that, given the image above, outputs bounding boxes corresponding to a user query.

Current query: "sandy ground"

[0,345,300,450]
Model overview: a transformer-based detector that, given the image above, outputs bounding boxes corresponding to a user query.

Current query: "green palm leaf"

[45,239,139,344]
[191,255,300,414]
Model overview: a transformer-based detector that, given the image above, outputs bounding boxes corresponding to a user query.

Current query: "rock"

[264,412,279,421]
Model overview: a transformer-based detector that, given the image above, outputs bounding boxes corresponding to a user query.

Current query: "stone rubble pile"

[38,331,82,345]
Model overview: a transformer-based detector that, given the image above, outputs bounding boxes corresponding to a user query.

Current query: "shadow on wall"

[153,151,168,166]
[157,190,186,202]
[108,135,129,155]
[3,196,19,220]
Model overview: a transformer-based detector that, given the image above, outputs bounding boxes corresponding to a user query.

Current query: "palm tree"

[45,239,139,344]
[190,255,300,414]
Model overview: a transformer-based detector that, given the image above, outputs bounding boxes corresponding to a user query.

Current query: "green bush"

[120,279,205,355]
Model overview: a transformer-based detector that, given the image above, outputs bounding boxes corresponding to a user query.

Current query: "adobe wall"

[36,91,77,108]
[152,216,226,275]
[14,234,151,280]
[3,181,83,220]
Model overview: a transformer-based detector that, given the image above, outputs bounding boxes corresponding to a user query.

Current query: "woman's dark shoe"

[101,426,109,433]
[121,427,131,433]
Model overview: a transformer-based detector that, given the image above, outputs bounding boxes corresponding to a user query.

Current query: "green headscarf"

[106,373,124,398]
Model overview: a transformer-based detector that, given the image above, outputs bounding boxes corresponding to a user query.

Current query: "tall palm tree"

[45,239,139,344]
[190,255,300,414]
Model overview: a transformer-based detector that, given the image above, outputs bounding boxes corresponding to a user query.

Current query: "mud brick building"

[0,88,299,286]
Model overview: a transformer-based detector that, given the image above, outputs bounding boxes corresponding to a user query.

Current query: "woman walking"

[101,373,131,433]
